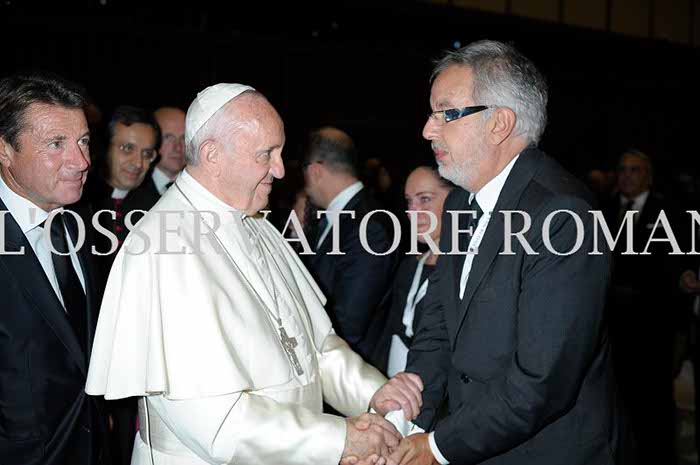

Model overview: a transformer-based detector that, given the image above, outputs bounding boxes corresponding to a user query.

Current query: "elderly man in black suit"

[375,40,625,465]
[303,127,397,359]
[603,149,684,465]
[0,73,109,464]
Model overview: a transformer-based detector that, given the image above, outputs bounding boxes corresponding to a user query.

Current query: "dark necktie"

[165,181,174,190]
[47,213,88,354]
[617,199,635,227]
[470,198,484,229]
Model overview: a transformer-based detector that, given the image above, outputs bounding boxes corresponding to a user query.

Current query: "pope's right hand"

[342,413,400,463]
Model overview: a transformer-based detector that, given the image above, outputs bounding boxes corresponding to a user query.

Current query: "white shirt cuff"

[384,409,424,437]
[429,432,449,465]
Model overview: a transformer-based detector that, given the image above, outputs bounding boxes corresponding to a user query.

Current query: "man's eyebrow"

[43,134,67,142]
[80,130,90,139]
[434,100,453,109]
[415,191,435,196]
[258,144,282,154]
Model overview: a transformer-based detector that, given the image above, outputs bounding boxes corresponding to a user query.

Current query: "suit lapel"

[0,199,87,374]
[450,149,540,346]
[314,190,364,255]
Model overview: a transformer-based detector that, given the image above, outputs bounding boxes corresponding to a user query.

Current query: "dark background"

[1,0,698,197]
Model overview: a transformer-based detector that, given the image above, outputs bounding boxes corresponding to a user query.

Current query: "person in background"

[371,166,453,376]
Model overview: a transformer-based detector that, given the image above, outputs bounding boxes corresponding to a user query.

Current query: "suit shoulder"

[524,155,596,211]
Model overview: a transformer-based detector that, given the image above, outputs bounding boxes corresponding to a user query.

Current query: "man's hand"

[680,270,700,295]
[340,454,386,465]
[370,372,424,421]
[387,434,438,465]
[342,413,401,463]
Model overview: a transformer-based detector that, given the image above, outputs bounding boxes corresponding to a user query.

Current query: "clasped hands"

[340,373,436,465]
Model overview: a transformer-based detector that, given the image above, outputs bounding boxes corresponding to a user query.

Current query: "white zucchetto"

[185,83,255,145]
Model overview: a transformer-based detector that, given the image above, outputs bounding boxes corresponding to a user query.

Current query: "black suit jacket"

[407,148,624,465]
[84,176,160,286]
[603,191,685,299]
[307,188,397,358]
[0,199,108,465]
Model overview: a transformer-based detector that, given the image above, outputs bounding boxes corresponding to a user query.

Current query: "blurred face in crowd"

[106,122,158,190]
[217,96,286,215]
[291,190,307,235]
[423,65,493,193]
[405,167,451,244]
[617,152,651,198]
[154,107,186,178]
[0,103,90,211]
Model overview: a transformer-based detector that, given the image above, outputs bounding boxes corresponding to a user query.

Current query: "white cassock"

[86,169,387,465]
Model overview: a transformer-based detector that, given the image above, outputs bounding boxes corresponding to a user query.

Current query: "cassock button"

[460,374,470,384]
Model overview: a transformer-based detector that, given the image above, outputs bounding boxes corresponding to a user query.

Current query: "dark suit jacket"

[602,191,686,302]
[83,176,160,286]
[407,148,624,465]
[369,255,435,374]
[307,188,397,359]
[0,199,108,465]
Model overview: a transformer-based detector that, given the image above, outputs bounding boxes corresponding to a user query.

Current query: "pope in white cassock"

[85,84,424,465]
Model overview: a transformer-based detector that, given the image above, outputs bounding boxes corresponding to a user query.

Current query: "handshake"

[340,373,436,465]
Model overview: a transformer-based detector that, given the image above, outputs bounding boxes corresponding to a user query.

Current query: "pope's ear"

[196,140,221,177]
[0,138,14,167]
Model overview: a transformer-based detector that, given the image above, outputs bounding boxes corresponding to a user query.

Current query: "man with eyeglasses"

[83,105,161,465]
[376,40,627,465]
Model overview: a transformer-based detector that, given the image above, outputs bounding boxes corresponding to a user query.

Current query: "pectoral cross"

[279,326,304,376]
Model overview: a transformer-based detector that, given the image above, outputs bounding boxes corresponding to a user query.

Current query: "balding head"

[186,90,286,215]
[154,106,186,177]
[304,126,357,177]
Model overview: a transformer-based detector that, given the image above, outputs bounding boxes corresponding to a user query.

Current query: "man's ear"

[0,138,15,168]
[308,161,323,183]
[488,107,516,146]
[200,140,220,177]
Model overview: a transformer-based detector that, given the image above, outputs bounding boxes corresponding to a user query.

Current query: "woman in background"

[372,166,454,376]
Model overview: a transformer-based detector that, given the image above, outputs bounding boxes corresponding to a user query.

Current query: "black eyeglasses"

[429,105,491,123]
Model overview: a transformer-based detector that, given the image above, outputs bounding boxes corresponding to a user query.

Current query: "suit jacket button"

[460,374,470,383]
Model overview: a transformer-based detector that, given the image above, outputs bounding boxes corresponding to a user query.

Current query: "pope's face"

[0,103,90,211]
[221,99,285,215]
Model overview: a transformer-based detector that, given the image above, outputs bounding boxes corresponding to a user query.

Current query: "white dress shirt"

[619,190,649,225]
[434,154,520,464]
[316,181,364,248]
[458,155,520,300]
[0,174,86,309]
[152,166,175,196]
[111,187,129,200]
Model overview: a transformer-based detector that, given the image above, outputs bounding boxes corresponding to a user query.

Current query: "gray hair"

[432,40,548,145]
[185,90,259,166]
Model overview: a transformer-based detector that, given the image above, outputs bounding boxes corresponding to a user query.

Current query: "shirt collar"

[152,166,173,194]
[0,171,54,234]
[327,181,364,213]
[111,187,130,200]
[471,154,520,213]
[620,190,649,210]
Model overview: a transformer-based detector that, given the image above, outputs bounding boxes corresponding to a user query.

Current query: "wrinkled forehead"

[23,102,87,133]
[430,65,475,109]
